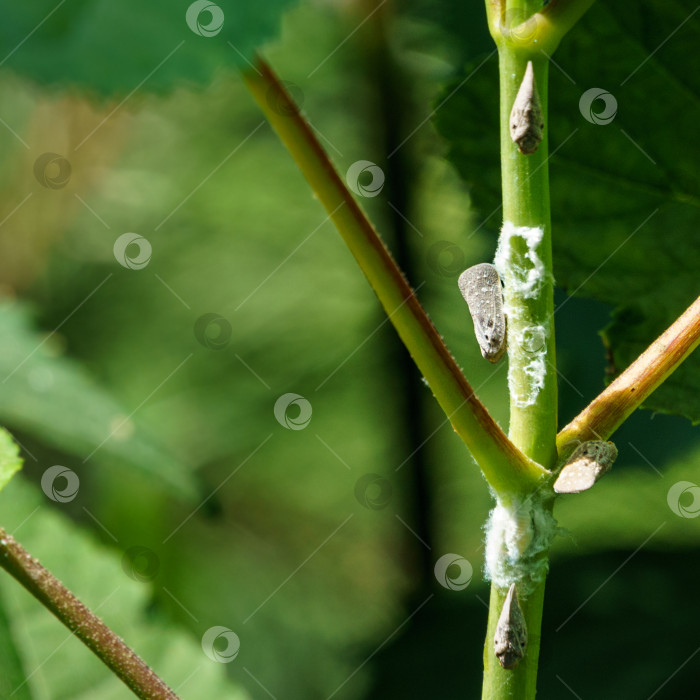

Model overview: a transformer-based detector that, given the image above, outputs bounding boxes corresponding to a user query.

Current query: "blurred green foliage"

[0,0,297,94]
[0,1,697,699]
[0,428,22,492]
[0,478,248,700]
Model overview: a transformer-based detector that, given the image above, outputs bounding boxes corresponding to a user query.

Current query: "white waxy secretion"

[458,263,507,363]
[553,440,618,494]
[509,61,544,155]
[494,583,528,670]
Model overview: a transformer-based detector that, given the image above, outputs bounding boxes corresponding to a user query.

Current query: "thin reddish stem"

[0,529,179,700]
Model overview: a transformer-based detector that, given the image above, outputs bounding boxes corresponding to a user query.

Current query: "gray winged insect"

[494,583,527,670]
[554,440,618,494]
[509,61,544,155]
[458,263,507,363]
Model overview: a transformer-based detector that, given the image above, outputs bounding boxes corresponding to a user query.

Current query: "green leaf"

[0,477,250,700]
[0,303,197,499]
[434,0,700,422]
[0,586,32,700]
[0,0,297,95]
[0,429,22,494]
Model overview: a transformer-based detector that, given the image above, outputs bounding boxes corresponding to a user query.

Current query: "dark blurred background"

[0,1,698,698]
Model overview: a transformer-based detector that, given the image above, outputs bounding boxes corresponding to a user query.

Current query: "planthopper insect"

[458,263,507,363]
[494,583,528,670]
[554,440,618,494]
[509,61,544,155]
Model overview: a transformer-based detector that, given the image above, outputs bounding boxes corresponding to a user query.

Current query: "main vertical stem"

[481,48,557,699]
[499,51,556,462]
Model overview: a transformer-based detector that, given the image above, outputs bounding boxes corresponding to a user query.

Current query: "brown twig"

[0,528,179,700]
[557,295,700,456]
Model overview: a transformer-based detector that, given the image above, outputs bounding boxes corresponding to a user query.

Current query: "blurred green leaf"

[0,303,197,499]
[0,0,296,95]
[0,3,425,690]
[0,588,31,700]
[553,440,700,553]
[0,428,22,493]
[434,0,700,422]
[0,477,250,700]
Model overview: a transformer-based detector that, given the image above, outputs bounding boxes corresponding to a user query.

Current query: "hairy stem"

[557,295,700,456]
[0,529,178,700]
[242,57,548,494]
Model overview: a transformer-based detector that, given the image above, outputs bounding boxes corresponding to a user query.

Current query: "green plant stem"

[242,57,548,495]
[481,34,557,700]
[485,0,597,54]
[498,53,557,466]
[557,294,700,456]
[0,529,178,700]
[483,578,546,700]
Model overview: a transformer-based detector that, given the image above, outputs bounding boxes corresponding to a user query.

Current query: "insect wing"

[458,263,507,362]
